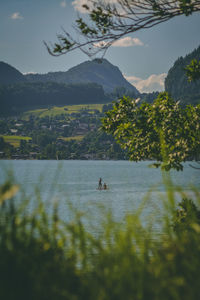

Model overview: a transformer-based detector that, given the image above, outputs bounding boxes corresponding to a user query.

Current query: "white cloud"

[11,12,23,20]
[72,0,117,13]
[60,1,67,8]
[72,0,89,13]
[23,72,36,75]
[93,37,143,48]
[112,37,144,47]
[93,41,110,48]
[124,73,167,93]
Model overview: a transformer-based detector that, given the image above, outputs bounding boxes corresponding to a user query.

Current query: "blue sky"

[1,0,200,92]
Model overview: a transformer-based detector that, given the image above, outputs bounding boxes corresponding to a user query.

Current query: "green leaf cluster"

[76,18,98,36]
[90,6,111,34]
[53,39,74,54]
[185,59,200,82]
[179,0,194,16]
[76,6,112,37]
[102,92,200,171]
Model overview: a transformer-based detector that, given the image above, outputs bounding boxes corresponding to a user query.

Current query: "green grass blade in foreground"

[0,171,200,299]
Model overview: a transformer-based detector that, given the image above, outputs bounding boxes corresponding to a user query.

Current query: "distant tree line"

[0,82,110,115]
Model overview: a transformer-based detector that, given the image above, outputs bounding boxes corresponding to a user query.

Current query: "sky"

[0,0,200,93]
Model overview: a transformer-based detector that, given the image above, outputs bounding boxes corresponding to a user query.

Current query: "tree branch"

[45,0,200,57]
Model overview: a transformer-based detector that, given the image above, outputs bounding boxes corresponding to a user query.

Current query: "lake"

[0,160,199,230]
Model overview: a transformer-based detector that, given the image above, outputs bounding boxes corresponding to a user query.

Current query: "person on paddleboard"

[98,178,102,189]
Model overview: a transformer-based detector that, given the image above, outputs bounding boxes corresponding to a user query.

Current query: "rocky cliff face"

[25,59,139,95]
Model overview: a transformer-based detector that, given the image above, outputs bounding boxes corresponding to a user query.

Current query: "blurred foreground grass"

[0,174,200,300]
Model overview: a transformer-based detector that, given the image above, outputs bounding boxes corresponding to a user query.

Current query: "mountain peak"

[25,59,139,95]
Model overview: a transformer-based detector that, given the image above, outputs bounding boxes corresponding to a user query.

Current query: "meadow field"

[22,104,104,119]
[0,135,32,147]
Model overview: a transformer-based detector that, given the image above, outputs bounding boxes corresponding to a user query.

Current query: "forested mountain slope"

[25,59,139,95]
[165,46,200,104]
[0,59,139,116]
[0,62,26,85]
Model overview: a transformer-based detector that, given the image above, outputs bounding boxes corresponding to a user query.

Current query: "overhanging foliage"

[102,92,200,171]
[46,0,200,58]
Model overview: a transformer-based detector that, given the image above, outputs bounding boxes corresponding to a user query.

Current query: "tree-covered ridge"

[0,82,110,116]
[0,59,139,117]
[25,59,139,94]
[165,45,200,104]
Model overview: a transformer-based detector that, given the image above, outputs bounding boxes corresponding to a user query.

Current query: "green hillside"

[0,82,109,116]
[22,104,104,119]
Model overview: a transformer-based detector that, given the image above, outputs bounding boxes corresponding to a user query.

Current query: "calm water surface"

[0,160,199,228]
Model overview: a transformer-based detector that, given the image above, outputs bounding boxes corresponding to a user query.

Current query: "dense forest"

[165,46,200,105]
[0,82,110,115]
